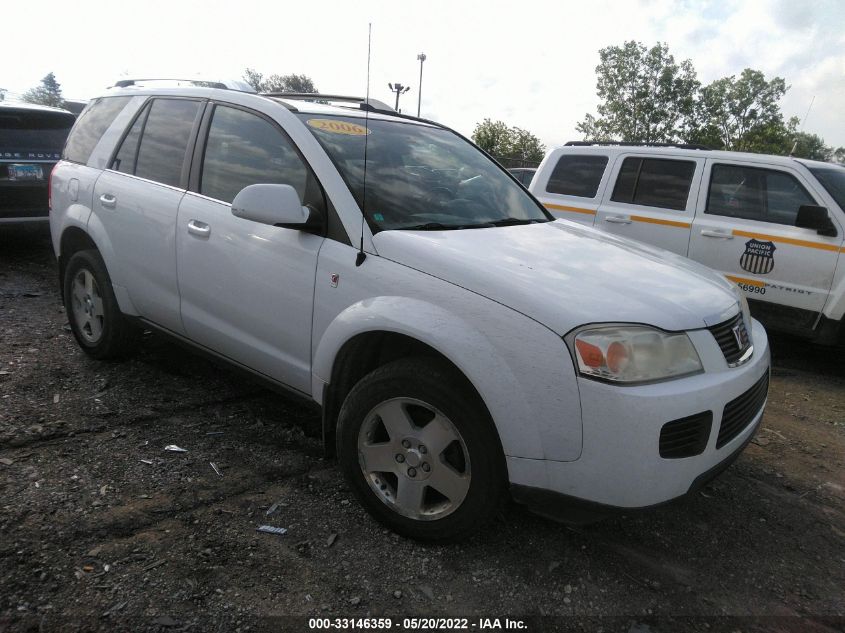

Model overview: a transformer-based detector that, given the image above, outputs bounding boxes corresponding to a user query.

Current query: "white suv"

[531,142,845,344]
[50,82,770,541]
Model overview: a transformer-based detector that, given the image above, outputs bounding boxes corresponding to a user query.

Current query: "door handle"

[99,194,116,209]
[605,216,632,225]
[187,220,211,238]
[701,230,733,239]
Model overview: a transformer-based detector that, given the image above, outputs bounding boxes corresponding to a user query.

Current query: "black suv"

[1,102,76,224]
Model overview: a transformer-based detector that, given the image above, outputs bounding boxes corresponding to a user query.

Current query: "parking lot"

[0,225,843,632]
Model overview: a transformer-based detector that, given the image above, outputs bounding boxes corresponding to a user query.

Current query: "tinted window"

[134,99,201,187]
[707,164,815,226]
[200,106,309,203]
[546,155,608,197]
[63,97,131,164]
[111,105,148,175]
[611,157,695,211]
[298,114,549,232]
[808,166,845,211]
[0,109,75,160]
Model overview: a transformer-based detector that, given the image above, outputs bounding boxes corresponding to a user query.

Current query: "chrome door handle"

[701,230,733,239]
[605,216,632,225]
[187,220,211,238]
[99,194,116,209]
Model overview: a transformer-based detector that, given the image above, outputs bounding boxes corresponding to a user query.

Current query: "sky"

[2,0,843,151]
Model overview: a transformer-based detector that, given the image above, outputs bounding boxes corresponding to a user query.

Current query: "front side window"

[707,164,816,226]
[808,166,845,212]
[546,155,608,198]
[610,157,695,211]
[200,105,311,204]
[63,97,131,164]
[131,99,201,187]
[298,114,550,231]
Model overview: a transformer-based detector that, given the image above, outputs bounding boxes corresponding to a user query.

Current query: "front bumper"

[508,317,771,512]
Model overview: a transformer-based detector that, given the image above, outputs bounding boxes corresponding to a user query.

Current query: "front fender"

[312,295,582,462]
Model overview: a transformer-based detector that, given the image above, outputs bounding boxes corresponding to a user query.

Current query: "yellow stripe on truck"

[732,229,842,253]
[544,203,597,216]
[630,215,691,229]
[725,275,765,288]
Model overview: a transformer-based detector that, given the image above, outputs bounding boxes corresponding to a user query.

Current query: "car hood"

[372,220,739,335]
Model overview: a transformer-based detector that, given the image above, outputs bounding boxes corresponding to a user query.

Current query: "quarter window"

[200,105,310,204]
[112,105,148,175]
[63,97,131,164]
[130,99,201,188]
[610,157,696,211]
[545,155,608,198]
[706,164,816,226]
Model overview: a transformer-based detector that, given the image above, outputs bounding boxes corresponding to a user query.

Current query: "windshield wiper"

[487,217,544,227]
[399,222,495,231]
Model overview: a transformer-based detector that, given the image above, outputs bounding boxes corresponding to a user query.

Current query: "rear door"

[93,97,204,334]
[176,103,326,393]
[688,159,843,331]
[531,152,609,226]
[594,154,702,255]
[0,106,75,221]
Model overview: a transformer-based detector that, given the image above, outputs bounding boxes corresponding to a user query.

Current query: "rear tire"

[63,249,137,359]
[337,357,505,542]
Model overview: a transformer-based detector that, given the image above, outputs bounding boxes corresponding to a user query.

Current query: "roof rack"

[261,92,396,113]
[112,78,255,92]
[565,141,711,150]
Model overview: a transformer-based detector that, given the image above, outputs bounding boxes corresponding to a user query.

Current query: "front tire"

[337,357,505,542]
[63,249,137,359]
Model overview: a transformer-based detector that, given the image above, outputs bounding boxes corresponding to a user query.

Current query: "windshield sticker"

[306,119,371,136]
[740,239,775,275]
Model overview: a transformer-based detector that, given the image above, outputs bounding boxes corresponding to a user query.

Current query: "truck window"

[808,166,845,211]
[63,97,131,165]
[611,157,695,211]
[545,155,608,198]
[706,164,815,226]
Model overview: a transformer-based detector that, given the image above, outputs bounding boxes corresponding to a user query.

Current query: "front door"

[176,103,326,393]
[688,159,843,331]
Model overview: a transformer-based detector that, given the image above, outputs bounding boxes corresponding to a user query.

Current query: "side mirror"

[795,205,837,237]
[231,184,322,231]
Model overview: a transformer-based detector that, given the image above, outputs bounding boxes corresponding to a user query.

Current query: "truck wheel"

[337,357,505,542]
[63,249,137,359]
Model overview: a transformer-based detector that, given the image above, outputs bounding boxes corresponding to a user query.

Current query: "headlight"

[568,325,703,384]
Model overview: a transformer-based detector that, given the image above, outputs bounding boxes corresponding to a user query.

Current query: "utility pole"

[416,53,426,117]
[388,82,410,112]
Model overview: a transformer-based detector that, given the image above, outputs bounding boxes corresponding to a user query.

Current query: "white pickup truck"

[50,83,770,541]
[531,143,845,344]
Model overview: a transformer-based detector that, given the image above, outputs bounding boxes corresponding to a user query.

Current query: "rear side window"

[706,164,816,226]
[117,99,201,188]
[546,155,608,198]
[611,157,696,211]
[199,105,310,203]
[63,97,131,164]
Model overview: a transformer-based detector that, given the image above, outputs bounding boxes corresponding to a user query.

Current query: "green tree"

[576,41,699,143]
[690,69,789,153]
[22,72,64,108]
[471,119,545,163]
[242,68,318,93]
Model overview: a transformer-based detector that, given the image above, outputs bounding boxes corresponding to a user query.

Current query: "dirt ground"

[1,225,843,633]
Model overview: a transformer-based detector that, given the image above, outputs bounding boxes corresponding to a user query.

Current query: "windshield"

[809,166,845,211]
[298,114,551,231]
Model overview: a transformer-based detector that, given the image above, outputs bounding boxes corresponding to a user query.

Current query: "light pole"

[416,53,426,117]
[388,83,410,112]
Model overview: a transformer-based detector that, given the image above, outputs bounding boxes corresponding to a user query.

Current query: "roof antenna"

[789,95,815,156]
[356,23,372,267]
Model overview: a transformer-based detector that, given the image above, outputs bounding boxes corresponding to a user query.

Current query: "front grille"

[708,312,751,365]
[717,373,769,449]
[659,411,712,459]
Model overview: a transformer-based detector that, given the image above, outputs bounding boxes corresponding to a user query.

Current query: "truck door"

[688,159,843,332]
